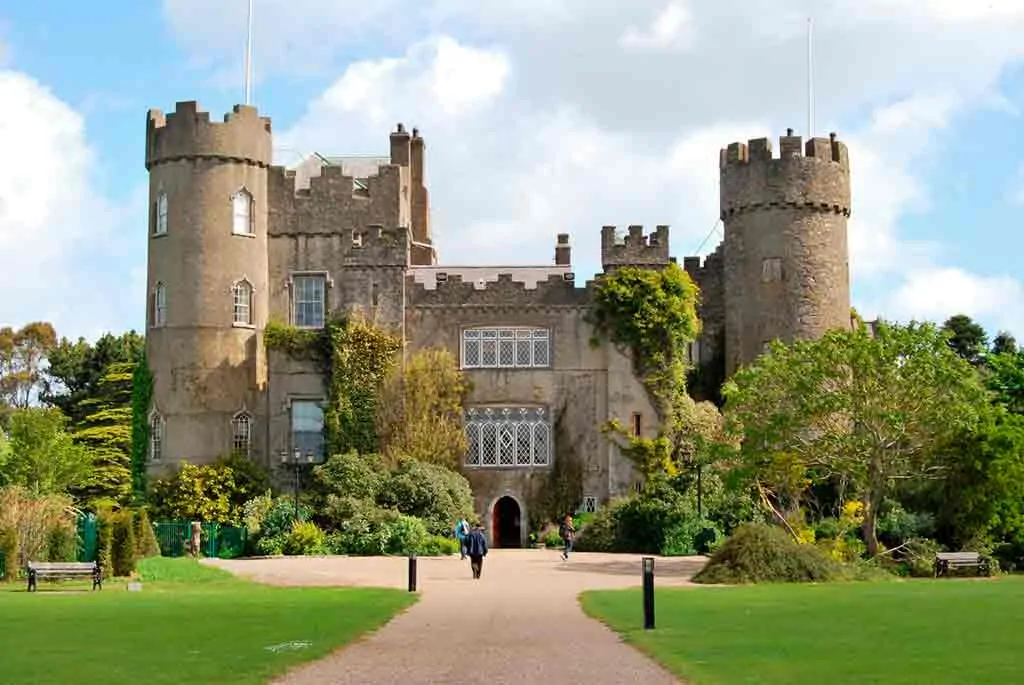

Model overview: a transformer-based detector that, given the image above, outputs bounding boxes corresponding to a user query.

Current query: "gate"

[153,522,247,559]
[76,512,98,562]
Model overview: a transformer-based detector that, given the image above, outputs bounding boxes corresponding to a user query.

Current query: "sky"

[2,1,1024,344]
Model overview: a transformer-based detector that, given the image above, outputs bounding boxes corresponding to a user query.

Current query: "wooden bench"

[934,552,990,578]
[27,561,102,592]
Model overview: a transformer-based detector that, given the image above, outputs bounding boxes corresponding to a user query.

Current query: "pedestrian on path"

[465,522,488,579]
[559,513,576,561]
[454,517,470,560]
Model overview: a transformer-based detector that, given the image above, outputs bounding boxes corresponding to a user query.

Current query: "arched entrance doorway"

[492,496,522,548]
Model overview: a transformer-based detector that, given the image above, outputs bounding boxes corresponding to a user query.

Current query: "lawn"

[0,557,417,685]
[582,577,1024,685]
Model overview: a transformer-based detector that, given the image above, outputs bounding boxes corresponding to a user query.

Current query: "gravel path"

[207,550,705,685]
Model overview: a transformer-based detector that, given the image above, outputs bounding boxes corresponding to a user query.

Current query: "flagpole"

[244,0,254,105]
[807,16,814,137]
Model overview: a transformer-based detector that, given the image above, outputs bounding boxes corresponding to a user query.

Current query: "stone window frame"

[231,278,255,327]
[461,326,551,370]
[151,282,167,328]
[231,411,252,457]
[287,271,333,330]
[579,496,598,514]
[148,409,165,463]
[761,257,783,283]
[287,396,326,463]
[463,405,551,469]
[153,190,168,237]
[231,187,255,237]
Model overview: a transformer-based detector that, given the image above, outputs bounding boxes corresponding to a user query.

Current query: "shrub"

[133,508,161,558]
[877,503,936,549]
[692,522,840,584]
[45,524,78,562]
[377,457,474,535]
[313,451,388,503]
[895,537,942,578]
[383,515,429,555]
[419,535,460,556]
[662,518,722,556]
[573,499,624,552]
[542,528,562,548]
[283,520,326,556]
[95,509,115,579]
[111,511,137,577]
[0,486,77,577]
[256,535,287,556]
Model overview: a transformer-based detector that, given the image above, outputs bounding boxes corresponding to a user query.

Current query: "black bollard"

[642,556,655,630]
[408,554,418,592]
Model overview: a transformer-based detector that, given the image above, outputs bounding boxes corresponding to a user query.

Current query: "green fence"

[77,513,98,562]
[0,550,5,579]
[153,522,248,559]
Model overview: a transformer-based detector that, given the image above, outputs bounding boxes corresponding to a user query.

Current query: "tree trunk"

[861,501,880,557]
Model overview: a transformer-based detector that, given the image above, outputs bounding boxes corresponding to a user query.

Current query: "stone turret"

[719,129,852,375]
[144,101,273,468]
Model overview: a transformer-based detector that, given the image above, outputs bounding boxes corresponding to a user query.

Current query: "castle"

[143,101,851,547]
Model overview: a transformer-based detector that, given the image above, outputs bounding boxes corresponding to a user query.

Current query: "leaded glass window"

[462,328,550,369]
[464,406,551,467]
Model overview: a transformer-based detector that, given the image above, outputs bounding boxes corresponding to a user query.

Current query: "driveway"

[206,549,706,684]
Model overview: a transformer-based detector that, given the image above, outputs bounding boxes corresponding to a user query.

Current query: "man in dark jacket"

[465,523,489,579]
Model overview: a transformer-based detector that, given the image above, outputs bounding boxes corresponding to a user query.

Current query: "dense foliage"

[692,522,840,584]
[148,453,270,526]
[375,347,470,468]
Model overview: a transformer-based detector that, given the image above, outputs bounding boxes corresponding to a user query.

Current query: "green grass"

[0,557,417,685]
[582,577,1024,685]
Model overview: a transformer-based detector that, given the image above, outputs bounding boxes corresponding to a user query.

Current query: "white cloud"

[887,267,1024,334]
[121,2,1024,339]
[619,2,694,52]
[0,71,142,341]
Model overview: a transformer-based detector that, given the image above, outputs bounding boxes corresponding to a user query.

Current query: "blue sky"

[2,1,1024,345]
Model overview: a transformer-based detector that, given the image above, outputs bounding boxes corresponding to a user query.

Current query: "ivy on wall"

[587,262,706,479]
[530,410,584,526]
[129,355,153,502]
[265,317,402,457]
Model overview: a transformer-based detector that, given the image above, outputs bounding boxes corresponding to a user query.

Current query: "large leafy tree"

[985,350,1024,415]
[0,322,58,416]
[1,407,93,495]
[69,361,136,507]
[723,318,988,556]
[375,347,470,469]
[942,314,988,365]
[933,408,1024,549]
[43,331,144,424]
[991,331,1018,356]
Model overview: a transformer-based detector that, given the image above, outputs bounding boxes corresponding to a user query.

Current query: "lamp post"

[279,449,315,521]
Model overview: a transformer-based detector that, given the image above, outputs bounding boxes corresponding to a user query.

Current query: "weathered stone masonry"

[143,101,852,546]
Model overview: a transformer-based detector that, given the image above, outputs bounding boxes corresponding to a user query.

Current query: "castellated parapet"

[719,130,852,375]
[145,101,273,467]
[146,101,272,169]
[406,272,592,309]
[601,225,671,271]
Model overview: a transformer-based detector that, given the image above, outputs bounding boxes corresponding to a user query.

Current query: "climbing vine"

[129,355,153,502]
[265,316,402,458]
[588,262,708,479]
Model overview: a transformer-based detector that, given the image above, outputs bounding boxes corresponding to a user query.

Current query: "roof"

[409,265,574,290]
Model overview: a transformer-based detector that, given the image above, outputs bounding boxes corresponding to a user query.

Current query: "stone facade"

[143,102,852,547]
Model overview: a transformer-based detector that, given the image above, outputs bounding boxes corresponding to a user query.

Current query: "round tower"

[719,130,851,376]
[144,101,272,468]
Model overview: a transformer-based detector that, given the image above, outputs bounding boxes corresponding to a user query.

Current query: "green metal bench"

[27,561,102,592]
[934,552,990,578]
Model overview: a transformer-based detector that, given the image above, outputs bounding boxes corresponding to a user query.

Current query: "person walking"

[559,513,576,561]
[465,522,488,579]
[454,517,470,560]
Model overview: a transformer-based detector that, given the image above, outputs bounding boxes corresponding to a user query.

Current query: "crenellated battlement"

[407,272,593,308]
[600,224,671,271]
[719,130,851,219]
[145,101,272,170]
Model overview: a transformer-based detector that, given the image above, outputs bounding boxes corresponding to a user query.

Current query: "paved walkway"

[206,550,707,685]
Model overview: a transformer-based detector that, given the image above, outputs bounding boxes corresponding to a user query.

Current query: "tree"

[723,318,988,556]
[1,407,93,495]
[375,347,470,468]
[69,361,136,507]
[933,408,1024,549]
[992,331,1018,356]
[0,322,57,411]
[942,314,988,365]
[43,331,144,424]
[985,351,1024,415]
